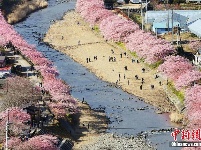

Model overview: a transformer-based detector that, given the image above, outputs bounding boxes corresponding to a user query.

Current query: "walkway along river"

[14,0,180,149]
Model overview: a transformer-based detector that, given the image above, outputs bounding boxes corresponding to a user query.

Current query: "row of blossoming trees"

[0,10,78,149]
[0,12,78,117]
[0,108,60,149]
[76,0,201,141]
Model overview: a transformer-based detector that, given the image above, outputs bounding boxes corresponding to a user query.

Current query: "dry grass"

[6,0,48,24]
[161,32,200,53]
[169,112,184,123]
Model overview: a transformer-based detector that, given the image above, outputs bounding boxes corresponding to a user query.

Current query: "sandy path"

[44,11,176,113]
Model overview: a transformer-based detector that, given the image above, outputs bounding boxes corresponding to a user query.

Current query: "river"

[14,0,180,149]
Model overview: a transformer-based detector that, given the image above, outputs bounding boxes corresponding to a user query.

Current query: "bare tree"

[1,76,41,111]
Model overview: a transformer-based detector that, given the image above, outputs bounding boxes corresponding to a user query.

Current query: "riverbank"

[73,102,155,150]
[72,100,107,149]
[4,0,48,24]
[44,10,177,114]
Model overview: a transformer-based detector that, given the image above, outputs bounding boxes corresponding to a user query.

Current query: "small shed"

[193,49,201,66]
[0,56,6,68]
[152,19,180,34]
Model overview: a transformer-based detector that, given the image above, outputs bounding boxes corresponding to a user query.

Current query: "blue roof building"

[153,19,180,34]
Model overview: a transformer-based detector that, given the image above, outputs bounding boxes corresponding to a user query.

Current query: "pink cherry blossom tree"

[0,107,31,142]
[175,70,201,90]
[0,11,78,117]
[99,15,139,42]
[1,76,41,111]
[158,55,194,81]
[6,134,59,150]
[125,30,176,64]
[184,85,201,130]
[189,40,201,51]
[6,137,22,149]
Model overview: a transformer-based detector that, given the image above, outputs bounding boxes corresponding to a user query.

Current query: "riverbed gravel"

[78,133,155,150]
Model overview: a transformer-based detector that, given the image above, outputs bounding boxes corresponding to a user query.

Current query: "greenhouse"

[188,19,201,38]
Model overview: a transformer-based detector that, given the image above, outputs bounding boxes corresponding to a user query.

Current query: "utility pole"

[141,1,143,16]
[142,12,144,30]
[141,1,144,30]
[146,0,147,12]
[156,28,158,37]
[171,9,174,44]
[177,25,179,46]
[167,10,169,32]
[128,7,130,18]
[5,110,9,150]
[177,24,181,46]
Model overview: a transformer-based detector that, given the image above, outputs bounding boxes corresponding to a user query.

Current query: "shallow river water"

[14,0,180,149]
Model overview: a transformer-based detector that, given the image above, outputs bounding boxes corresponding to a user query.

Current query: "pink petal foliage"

[0,11,78,117]
[185,85,201,107]
[7,137,22,149]
[175,70,201,90]
[7,135,59,150]
[189,40,201,51]
[76,0,104,14]
[0,107,30,140]
[1,76,41,110]
[184,85,201,129]
[158,55,194,81]
[35,65,59,79]
[48,102,67,118]
[76,0,112,26]
[125,30,175,64]
[42,76,78,116]
[99,15,139,42]
[76,0,139,42]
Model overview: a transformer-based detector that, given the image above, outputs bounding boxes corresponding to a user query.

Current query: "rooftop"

[0,56,5,63]
[188,19,201,38]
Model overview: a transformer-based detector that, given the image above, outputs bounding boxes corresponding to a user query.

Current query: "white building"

[0,66,11,78]
[193,50,201,66]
